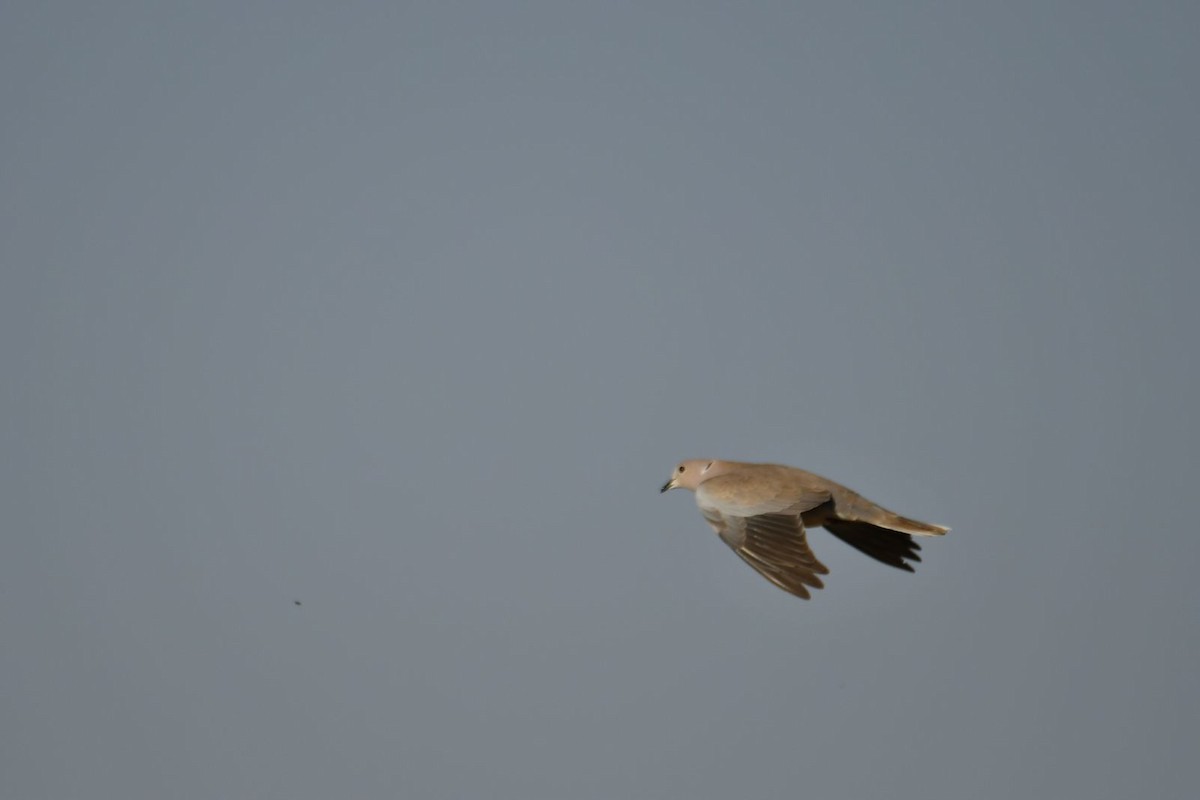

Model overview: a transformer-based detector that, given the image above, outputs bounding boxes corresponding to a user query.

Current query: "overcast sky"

[2,2,1198,798]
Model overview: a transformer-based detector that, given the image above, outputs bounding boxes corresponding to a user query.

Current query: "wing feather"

[823,520,923,572]
[706,511,829,600]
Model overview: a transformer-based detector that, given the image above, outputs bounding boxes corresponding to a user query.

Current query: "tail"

[820,490,948,571]
[830,487,950,537]
[880,513,949,537]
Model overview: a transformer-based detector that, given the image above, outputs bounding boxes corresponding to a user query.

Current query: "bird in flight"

[662,459,948,599]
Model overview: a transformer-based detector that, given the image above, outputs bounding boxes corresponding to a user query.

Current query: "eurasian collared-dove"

[661,459,948,599]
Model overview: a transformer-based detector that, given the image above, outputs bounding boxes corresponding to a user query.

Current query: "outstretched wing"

[703,509,829,600]
[823,520,923,572]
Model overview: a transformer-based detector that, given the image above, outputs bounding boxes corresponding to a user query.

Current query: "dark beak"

[660,480,673,493]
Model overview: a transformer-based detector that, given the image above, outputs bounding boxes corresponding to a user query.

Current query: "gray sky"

[2,2,1197,798]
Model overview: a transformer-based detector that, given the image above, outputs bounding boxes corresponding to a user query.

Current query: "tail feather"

[816,486,948,571]
[831,489,949,537]
[883,514,949,537]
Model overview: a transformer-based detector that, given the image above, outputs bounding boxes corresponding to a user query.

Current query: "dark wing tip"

[823,521,925,572]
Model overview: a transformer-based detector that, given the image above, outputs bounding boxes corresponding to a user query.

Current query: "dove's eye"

[678,466,685,472]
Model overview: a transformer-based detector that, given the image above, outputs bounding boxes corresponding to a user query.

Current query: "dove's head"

[661,459,725,493]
